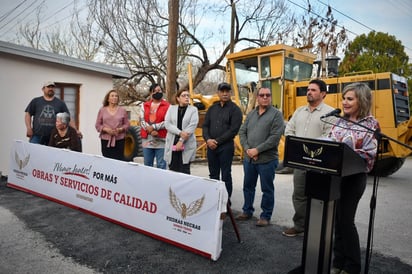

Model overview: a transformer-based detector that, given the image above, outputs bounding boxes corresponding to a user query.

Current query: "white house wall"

[0,53,118,175]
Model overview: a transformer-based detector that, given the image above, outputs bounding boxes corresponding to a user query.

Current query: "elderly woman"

[48,112,82,152]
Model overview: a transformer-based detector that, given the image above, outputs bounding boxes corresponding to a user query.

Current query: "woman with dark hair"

[140,83,170,169]
[328,82,379,274]
[49,112,82,152]
[164,90,198,174]
[95,89,130,161]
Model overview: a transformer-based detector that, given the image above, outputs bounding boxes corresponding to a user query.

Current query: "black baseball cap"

[217,82,231,91]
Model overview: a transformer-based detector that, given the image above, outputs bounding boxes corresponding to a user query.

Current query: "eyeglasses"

[180,94,190,97]
[258,93,271,98]
[46,85,55,88]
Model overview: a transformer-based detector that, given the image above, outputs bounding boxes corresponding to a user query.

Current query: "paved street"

[0,157,411,273]
[191,157,412,266]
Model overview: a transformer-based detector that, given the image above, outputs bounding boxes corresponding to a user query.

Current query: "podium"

[284,136,366,274]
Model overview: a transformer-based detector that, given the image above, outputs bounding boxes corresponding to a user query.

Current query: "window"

[284,57,313,81]
[54,83,81,127]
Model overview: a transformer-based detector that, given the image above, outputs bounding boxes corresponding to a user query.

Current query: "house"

[0,41,131,176]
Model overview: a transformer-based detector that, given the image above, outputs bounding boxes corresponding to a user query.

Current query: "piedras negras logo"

[169,187,204,219]
[303,144,323,158]
[15,151,30,170]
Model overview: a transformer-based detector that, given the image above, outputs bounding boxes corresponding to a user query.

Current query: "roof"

[0,40,131,78]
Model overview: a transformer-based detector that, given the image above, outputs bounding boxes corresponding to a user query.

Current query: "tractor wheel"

[369,157,406,177]
[124,126,143,161]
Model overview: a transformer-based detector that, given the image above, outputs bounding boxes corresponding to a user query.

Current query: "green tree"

[339,31,412,112]
[339,31,410,76]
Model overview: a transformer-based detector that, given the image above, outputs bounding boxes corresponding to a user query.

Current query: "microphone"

[320,108,341,119]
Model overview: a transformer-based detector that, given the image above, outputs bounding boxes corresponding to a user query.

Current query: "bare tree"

[16,0,348,103]
[290,3,348,56]
[83,0,300,99]
[17,3,104,61]
[17,7,43,49]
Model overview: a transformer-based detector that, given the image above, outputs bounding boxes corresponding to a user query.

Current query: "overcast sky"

[1,0,411,60]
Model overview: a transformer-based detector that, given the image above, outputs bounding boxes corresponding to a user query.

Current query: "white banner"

[8,141,228,260]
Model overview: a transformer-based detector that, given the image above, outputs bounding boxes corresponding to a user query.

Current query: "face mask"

[152,92,163,100]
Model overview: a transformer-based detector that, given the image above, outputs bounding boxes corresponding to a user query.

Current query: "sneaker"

[282,227,304,237]
[256,218,269,227]
[235,213,252,221]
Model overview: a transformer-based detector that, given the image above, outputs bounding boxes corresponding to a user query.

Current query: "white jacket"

[164,105,199,164]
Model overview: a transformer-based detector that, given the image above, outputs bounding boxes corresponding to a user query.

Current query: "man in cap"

[202,82,243,198]
[25,81,80,145]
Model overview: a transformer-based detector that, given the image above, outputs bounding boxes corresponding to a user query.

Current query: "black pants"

[333,172,367,274]
[169,151,190,174]
[101,139,125,161]
[207,141,235,197]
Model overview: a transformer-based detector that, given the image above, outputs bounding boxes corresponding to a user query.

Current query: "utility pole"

[166,0,179,103]
[230,0,235,54]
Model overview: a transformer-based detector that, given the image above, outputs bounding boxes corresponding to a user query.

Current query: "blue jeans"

[30,135,49,145]
[241,158,278,220]
[207,141,235,197]
[143,147,166,169]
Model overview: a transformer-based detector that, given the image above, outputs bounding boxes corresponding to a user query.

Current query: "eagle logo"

[303,144,323,158]
[15,152,30,170]
[169,187,205,219]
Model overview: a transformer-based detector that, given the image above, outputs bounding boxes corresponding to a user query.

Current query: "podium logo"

[15,151,30,170]
[169,187,205,219]
[303,144,323,158]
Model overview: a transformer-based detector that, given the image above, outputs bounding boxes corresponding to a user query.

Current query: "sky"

[0,0,411,60]
[323,0,412,59]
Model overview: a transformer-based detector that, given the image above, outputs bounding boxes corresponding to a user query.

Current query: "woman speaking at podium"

[327,82,379,274]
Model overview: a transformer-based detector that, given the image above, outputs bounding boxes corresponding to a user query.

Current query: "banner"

[8,140,228,260]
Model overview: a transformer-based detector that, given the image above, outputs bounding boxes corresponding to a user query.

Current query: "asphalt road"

[0,157,411,273]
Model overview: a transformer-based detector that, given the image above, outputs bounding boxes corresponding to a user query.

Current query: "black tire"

[369,157,406,177]
[124,126,143,161]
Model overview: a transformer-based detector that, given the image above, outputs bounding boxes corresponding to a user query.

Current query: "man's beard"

[46,91,54,98]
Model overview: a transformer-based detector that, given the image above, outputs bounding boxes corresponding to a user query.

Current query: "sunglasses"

[258,93,271,98]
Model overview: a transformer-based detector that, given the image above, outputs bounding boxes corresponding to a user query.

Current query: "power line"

[316,0,412,53]
[387,0,412,16]
[0,0,29,23]
[0,0,79,40]
[0,0,46,38]
[38,2,89,32]
[286,0,359,36]
[41,0,76,25]
[316,0,375,32]
[0,0,42,33]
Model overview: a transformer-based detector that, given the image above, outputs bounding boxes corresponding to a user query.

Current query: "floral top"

[328,115,379,172]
